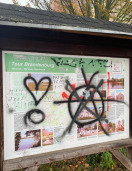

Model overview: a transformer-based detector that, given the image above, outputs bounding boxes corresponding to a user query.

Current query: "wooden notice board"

[1,51,131,170]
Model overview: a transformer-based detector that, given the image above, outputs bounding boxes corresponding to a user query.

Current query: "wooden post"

[127,148,132,162]
[111,149,132,171]
[0,50,4,171]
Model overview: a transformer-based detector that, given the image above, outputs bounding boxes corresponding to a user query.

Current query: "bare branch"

[14,0,132,24]
[77,0,85,16]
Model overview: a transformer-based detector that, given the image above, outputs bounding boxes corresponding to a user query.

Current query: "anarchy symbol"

[54,68,126,137]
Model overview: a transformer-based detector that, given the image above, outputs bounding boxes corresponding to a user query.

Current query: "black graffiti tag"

[24,109,45,125]
[24,76,51,125]
[54,68,126,136]
[24,76,51,106]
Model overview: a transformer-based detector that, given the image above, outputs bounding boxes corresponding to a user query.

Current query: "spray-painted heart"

[24,76,51,106]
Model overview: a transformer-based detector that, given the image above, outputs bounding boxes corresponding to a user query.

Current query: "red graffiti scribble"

[62,92,69,99]
[87,80,90,85]
[71,83,76,89]
[62,92,85,100]
[62,83,76,100]
[107,72,110,111]
[107,72,110,95]
[62,83,88,100]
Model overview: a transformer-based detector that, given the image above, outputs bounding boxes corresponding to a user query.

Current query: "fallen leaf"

[85,163,89,168]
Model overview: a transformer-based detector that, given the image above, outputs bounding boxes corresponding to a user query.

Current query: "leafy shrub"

[86,151,117,170]
[98,151,117,170]
[86,153,100,169]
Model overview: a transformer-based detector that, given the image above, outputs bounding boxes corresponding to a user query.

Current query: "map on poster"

[3,51,129,160]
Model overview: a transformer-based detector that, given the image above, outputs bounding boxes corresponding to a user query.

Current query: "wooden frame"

[0,25,132,171]
[0,50,4,171]
[3,139,132,171]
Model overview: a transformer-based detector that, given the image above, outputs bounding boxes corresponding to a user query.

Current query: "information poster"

[3,51,129,160]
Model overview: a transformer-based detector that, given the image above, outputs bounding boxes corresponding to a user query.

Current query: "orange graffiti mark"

[62,83,76,100]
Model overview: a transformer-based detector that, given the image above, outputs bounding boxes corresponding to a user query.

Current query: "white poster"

[3,51,129,160]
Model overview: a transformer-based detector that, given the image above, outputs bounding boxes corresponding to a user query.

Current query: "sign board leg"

[111,149,132,171]
[127,147,132,161]
[0,51,4,171]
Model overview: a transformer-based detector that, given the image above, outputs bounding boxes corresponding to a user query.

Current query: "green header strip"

[4,53,107,73]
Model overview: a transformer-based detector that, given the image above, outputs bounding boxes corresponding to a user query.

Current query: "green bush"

[86,153,100,169]
[86,149,127,170]
[98,151,117,170]
[86,151,116,170]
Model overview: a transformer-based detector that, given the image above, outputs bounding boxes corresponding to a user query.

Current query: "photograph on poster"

[116,120,124,132]
[27,73,53,91]
[15,129,41,151]
[116,90,124,101]
[42,128,54,146]
[77,123,97,138]
[107,75,124,89]
[93,90,106,100]
[98,121,116,135]
[98,106,107,118]
[77,105,107,120]
[77,106,96,120]
[107,90,115,100]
